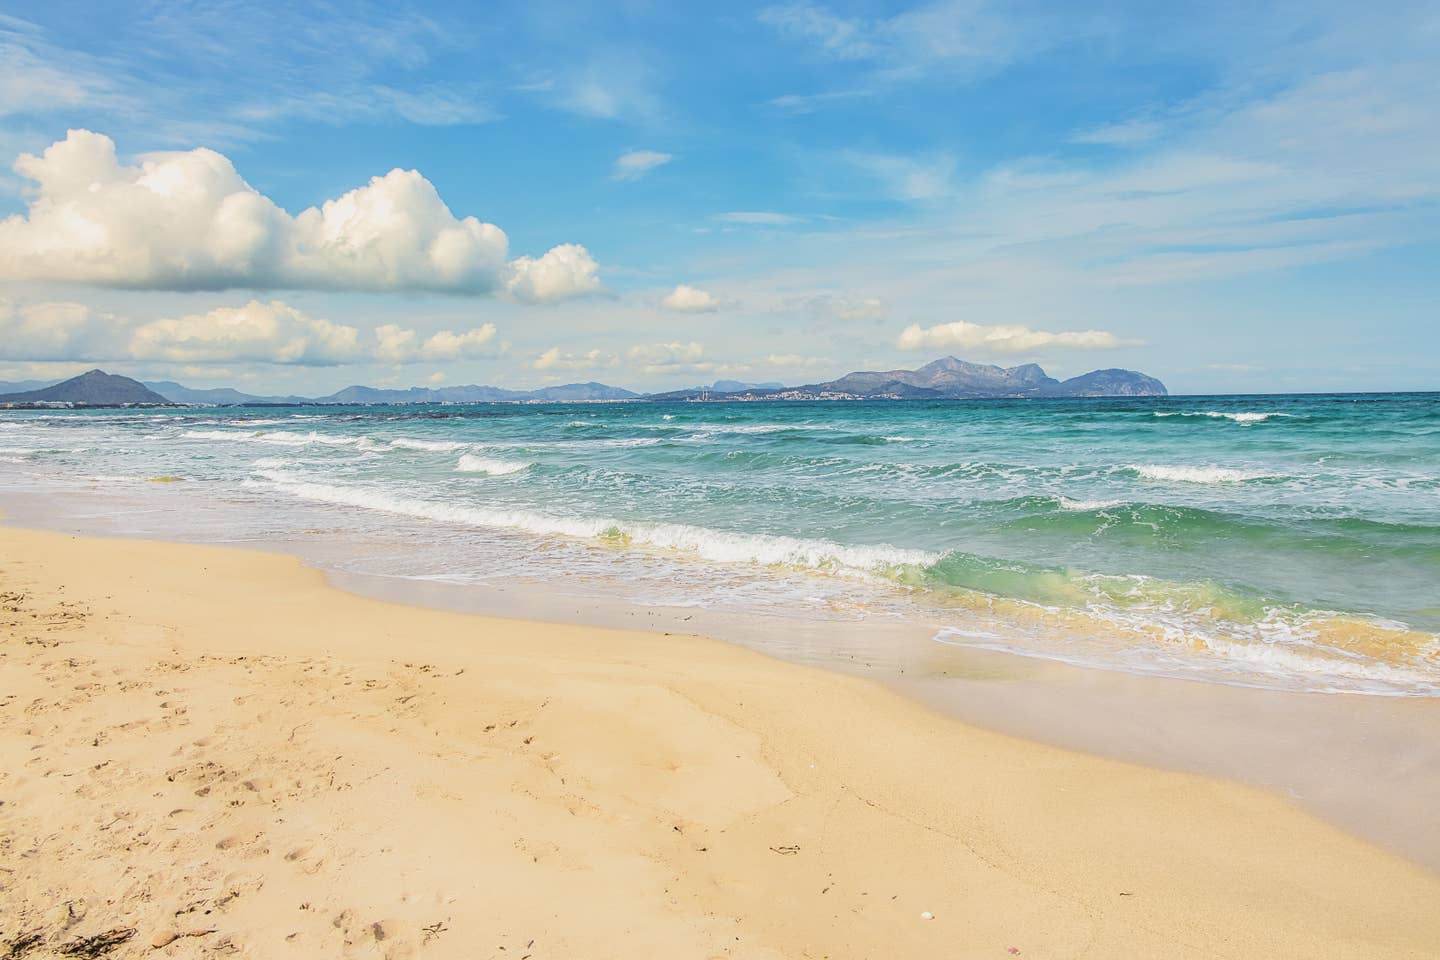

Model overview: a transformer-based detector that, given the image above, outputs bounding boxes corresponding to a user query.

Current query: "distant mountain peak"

[0,369,171,406]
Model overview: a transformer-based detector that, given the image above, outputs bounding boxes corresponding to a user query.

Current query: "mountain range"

[649,358,1167,400]
[0,358,1166,407]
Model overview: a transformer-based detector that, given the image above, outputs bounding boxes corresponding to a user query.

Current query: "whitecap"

[456,455,531,476]
[388,437,469,452]
[1131,464,1273,483]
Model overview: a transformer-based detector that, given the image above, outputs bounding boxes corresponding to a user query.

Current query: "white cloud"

[613,150,672,181]
[627,341,706,371]
[0,130,599,300]
[1070,118,1165,147]
[758,4,878,60]
[374,321,497,363]
[535,56,661,122]
[129,301,362,365]
[715,211,801,225]
[799,294,884,322]
[0,298,115,360]
[660,284,724,313]
[1,296,500,366]
[896,320,1134,354]
[849,152,956,200]
[760,1,1066,82]
[0,26,115,118]
[531,347,619,371]
[504,243,601,303]
[764,353,828,368]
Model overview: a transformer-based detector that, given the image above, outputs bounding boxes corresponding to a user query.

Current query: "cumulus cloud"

[374,322,497,363]
[503,244,601,303]
[130,301,361,364]
[896,320,1134,354]
[660,284,723,312]
[1,296,500,366]
[0,130,599,300]
[613,150,672,181]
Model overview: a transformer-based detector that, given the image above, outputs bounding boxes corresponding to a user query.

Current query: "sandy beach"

[3,524,1439,959]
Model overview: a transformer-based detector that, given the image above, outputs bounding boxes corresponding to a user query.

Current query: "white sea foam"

[1154,411,1289,423]
[389,437,469,452]
[456,455,531,476]
[1056,496,1125,511]
[182,429,360,448]
[251,457,292,469]
[1131,464,1271,483]
[933,629,1439,696]
[182,429,246,441]
[712,423,833,434]
[250,470,939,575]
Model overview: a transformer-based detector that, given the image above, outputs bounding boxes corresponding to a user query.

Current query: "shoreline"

[3,524,1440,958]
[4,485,1440,878]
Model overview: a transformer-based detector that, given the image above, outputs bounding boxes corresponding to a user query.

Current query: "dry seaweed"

[57,928,135,957]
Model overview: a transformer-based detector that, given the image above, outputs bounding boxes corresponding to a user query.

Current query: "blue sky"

[0,0,1436,393]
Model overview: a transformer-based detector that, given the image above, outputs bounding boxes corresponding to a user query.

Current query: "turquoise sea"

[2,394,1438,695]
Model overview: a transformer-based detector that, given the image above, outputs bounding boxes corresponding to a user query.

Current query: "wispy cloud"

[613,149,673,181]
[715,211,803,225]
[760,0,1080,94]
[531,347,619,371]
[0,3,497,143]
[848,152,957,201]
[897,320,1136,354]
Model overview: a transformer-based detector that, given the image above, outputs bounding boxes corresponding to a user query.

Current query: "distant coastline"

[1,356,1167,408]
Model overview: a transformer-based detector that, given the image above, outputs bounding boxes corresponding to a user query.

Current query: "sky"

[0,0,1436,395]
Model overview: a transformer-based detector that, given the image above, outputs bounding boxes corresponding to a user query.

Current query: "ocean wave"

[388,437,469,452]
[250,469,938,575]
[1055,496,1125,511]
[182,429,247,441]
[692,423,835,435]
[182,429,361,448]
[1154,411,1291,424]
[456,455,531,475]
[1130,464,1275,483]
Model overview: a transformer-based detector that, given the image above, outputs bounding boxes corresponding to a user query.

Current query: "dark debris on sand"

[56,928,136,957]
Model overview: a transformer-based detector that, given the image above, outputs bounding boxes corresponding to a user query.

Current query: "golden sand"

[2,526,1438,959]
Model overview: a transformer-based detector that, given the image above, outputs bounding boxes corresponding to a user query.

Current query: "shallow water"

[2,393,1437,695]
